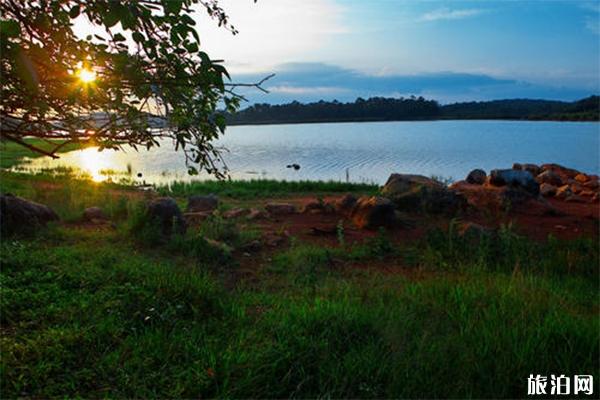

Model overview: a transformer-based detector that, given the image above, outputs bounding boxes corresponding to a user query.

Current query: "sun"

[77,67,97,84]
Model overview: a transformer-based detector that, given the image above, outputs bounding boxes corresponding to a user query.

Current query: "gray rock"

[147,197,186,236]
[512,163,541,176]
[0,194,59,234]
[350,196,397,229]
[187,194,218,213]
[489,169,540,196]
[83,206,107,221]
[466,169,486,185]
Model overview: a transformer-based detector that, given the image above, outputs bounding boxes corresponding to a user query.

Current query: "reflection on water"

[14,120,600,185]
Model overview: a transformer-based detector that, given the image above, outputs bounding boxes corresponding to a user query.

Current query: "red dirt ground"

[249,195,599,247]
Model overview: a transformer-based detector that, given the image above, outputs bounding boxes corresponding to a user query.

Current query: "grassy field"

[0,145,598,398]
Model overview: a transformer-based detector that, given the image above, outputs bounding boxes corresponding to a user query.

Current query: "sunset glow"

[77,67,96,84]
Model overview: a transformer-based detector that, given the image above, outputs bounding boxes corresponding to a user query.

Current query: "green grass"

[1,218,598,398]
[160,179,379,199]
[0,171,598,398]
[0,139,84,169]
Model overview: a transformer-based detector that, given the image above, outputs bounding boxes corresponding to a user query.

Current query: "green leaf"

[69,5,80,18]
[132,32,144,43]
[184,42,198,53]
[163,0,183,15]
[0,20,20,37]
[103,9,119,27]
[113,33,126,42]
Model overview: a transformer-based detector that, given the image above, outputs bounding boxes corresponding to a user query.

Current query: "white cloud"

[419,7,486,22]
[268,85,350,95]
[192,0,348,74]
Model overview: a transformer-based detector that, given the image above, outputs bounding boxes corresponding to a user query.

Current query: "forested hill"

[227,95,599,125]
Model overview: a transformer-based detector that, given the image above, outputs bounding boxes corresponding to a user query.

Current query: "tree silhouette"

[0,0,268,177]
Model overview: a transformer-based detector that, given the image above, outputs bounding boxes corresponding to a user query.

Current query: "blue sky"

[194,0,600,104]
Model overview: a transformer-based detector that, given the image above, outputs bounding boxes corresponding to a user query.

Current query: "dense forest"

[227,95,599,125]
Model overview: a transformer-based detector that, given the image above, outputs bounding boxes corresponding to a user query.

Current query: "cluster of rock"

[455,163,599,206]
[1,162,597,237]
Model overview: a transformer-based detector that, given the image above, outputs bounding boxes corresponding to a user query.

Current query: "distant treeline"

[227,95,599,125]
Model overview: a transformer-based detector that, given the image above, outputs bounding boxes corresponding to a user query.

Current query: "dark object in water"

[286,163,301,170]
[137,172,143,178]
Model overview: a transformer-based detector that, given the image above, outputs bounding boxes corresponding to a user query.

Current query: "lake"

[15,120,600,185]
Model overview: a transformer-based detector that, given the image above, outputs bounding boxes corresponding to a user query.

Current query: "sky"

[190,0,600,104]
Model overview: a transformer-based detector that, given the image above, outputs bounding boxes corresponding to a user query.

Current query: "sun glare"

[77,68,97,84]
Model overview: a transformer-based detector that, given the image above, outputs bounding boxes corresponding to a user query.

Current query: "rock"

[540,164,580,180]
[187,194,218,213]
[449,180,539,212]
[539,183,557,197]
[382,173,465,214]
[247,208,267,220]
[205,238,233,254]
[83,206,107,222]
[350,196,397,229]
[382,174,445,197]
[147,197,186,236]
[466,169,486,185]
[580,190,595,198]
[513,163,541,176]
[489,169,540,195]
[0,194,59,234]
[555,185,572,200]
[583,179,599,190]
[183,211,212,226]
[302,200,326,214]
[263,233,288,247]
[570,183,584,194]
[536,170,563,187]
[574,173,589,183]
[591,193,599,203]
[223,208,250,219]
[265,203,297,215]
[334,194,358,216]
[240,239,261,252]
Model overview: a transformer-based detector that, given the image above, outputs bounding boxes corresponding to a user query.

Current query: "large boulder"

[187,194,218,213]
[350,196,396,229]
[334,194,358,216]
[489,169,540,196]
[147,197,186,236]
[0,194,59,234]
[382,173,466,214]
[450,181,537,212]
[536,170,563,187]
[83,206,108,222]
[512,163,541,176]
[466,169,486,185]
[540,163,580,179]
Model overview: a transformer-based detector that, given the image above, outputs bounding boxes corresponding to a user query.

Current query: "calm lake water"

[16,120,600,185]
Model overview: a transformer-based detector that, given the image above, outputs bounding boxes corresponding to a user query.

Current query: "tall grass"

[2,228,597,398]
[159,179,379,199]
